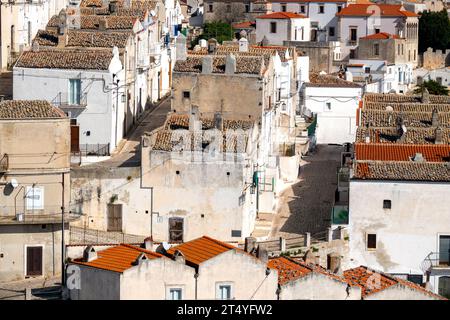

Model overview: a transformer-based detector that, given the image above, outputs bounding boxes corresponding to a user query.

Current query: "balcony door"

[439,235,450,266]
[69,79,81,105]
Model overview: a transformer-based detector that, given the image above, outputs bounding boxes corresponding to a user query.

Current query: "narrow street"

[269,144,343,239]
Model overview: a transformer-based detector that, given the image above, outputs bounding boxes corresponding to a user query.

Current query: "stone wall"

[422,47,450,70]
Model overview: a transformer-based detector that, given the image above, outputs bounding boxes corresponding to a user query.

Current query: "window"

[439,235,450,266]
[407,274,423,285]
[226,4,231,12]
[374,43,379,56]
[383,199,391,209]
[183,91,190,99]
[414,49,416,61]
[69,79,81,105]
[208,3,213,12]
[231,230,241,237]
[329,27,335,37]
[270,22,277,33]
[367,234,377,250]
[439,276,450,299]
[349,49,356,59]
[245,4,250,12]
[26,186,44,210]
[437,77,443,85]
[300,5,305,13]
[398,44,401,55]
[364,67,371,74]
[375,28,380,34]
[169,217,184,242]
[350,28,357,41]
[169,288,182,300]
[337,5,342,12]
[217,284,232,300]
[319,4,324,13]
[325,102,331,111]
[281,4,287,12]
[28,21,32,45]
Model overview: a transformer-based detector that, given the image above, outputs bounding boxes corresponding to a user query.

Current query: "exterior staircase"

[251,212,274,241]
[0,72,13,100]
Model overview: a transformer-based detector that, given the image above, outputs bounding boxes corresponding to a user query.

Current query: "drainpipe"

[276,285,281,300]
[194,272,199,300]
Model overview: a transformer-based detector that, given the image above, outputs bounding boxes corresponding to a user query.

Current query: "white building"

[302,72,362,144]
[336,4,419,64]
[256,11,311,45]
[270,0,351,42]
[414,67,450,90]
[347,59,413,93]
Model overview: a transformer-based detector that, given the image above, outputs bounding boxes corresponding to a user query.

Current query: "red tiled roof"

[72,244,162,273]
[257,12,307,19]
[269,0,348,3]
[233,21,256,29]
[166,236,238,267]
[360,32,401,40]
[267,257,312,285]
[343,266,446,300]
[336,4,418,17]
[355,143,450,162]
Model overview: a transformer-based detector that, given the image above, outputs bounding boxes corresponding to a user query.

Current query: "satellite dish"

[162,242,171,251]
[150,10,156,16]
[10,179,18,188]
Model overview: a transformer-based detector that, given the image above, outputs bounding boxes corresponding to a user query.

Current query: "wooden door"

[26,246,43,276]
[107,204,123,232]
[70,125,80,152]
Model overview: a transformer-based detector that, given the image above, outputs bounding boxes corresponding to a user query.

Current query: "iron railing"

[423,252,450,269]
[51,92,87,108]
[69,226,146,245]
[75,143,110,157]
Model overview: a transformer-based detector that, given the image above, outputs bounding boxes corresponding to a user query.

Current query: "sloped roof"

[72,244,163,273]
[336,4,418,17]
[166,236,238,267]
[0,100,66,120]
[355,143,450,162]
[306,72,362,88]
[257,12,307,19]
[360,32,401,40]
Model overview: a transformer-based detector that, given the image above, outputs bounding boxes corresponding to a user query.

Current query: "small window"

[218,285,232,300]
[374,43,379,56]
[270,22,277,33]
[245,4,250,12]
[319,4,324,13]
[364,67,371,74]
[169,288,182,300]
[329,27,335,37]
[383,199,391,209]
[300,5,305,13]
[337,5,342,12]
[325,102,331,110]
[226,4,231,12]
[208,3,213,12]
[231,230,241,237]
[367,234,377,250]
[375,28,380,34]
[281,4,287,12]
[350,49,356,59]
[350,28,357,41]
[182,91,190,99]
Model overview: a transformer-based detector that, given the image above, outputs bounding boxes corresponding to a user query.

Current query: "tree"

[418,10,450,53]
[414,80,449,96]
[199,22,234,44]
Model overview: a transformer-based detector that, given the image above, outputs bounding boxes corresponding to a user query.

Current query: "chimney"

[214,112,223,131]
[256,243,268,263]
[31,41,40,52]
[225,54,237,75]
[83,245,97,262]
[326,253,341,274]
[144,236,153,250]
[176,33,187,61]
[435,126,443,144]
[261,36,269,47]
[132,252,148,266]
[432,108,439,126]
[156,242,171,255]
[421,87,430,104]
[303,250,315,265]
[207,38,218,54]
[98,18,108,31]
[396,116,407,143]
[202,56,213,74]
[239,37,249,52]
[244,237,257,254]
[189,105,201,132]
[173,250,186,264]
[412,152,425,162]
[109,0,117,14]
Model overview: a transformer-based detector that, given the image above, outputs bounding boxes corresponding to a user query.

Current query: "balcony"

[51,92,87,109]
[423,252,450,270]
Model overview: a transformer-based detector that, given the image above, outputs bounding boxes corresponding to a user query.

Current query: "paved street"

[269,144,343,239]
[82,96,171,168]
[0,276,61,300]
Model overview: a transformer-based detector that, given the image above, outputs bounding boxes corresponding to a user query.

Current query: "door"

[438,277,450,299]
[439,235,450,266]
[107,204,123,232]
[168,217,183,243]
[26,246,43,276]
[70,125,80,152]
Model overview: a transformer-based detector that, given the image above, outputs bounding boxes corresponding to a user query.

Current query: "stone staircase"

[251,212,274,241]
[0,71,13,100]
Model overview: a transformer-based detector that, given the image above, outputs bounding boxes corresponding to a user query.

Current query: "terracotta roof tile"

[361,110,450,128]
[72,244,163,273]
[33,30,58,47]
[174,55,264,75]
[343,266,446,299]
[356,127,450,144]
[0,100,66,119]
[360,32,400,40]
[336,4,418,17]
[257,12,307,19]
[15,49,113,70]
[67,30,131,48]
[307,72,362,88]
[355,143,450,162]
[267,257,312,285]
[166,236,237,267]
[364,92,450,105]
[232,21,256,29]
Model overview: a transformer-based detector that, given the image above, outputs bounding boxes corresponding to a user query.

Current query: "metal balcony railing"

[423,252,450,271]
[52,92,87,108]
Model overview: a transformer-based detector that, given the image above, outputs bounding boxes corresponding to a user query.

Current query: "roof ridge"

[120,243,163,258]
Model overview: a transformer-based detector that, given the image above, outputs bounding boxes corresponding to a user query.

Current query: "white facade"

[13,62,126,155]
[348,180,450,297]
[256,16,311,45]
[414,67,450,89]
[303,85,362,144]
